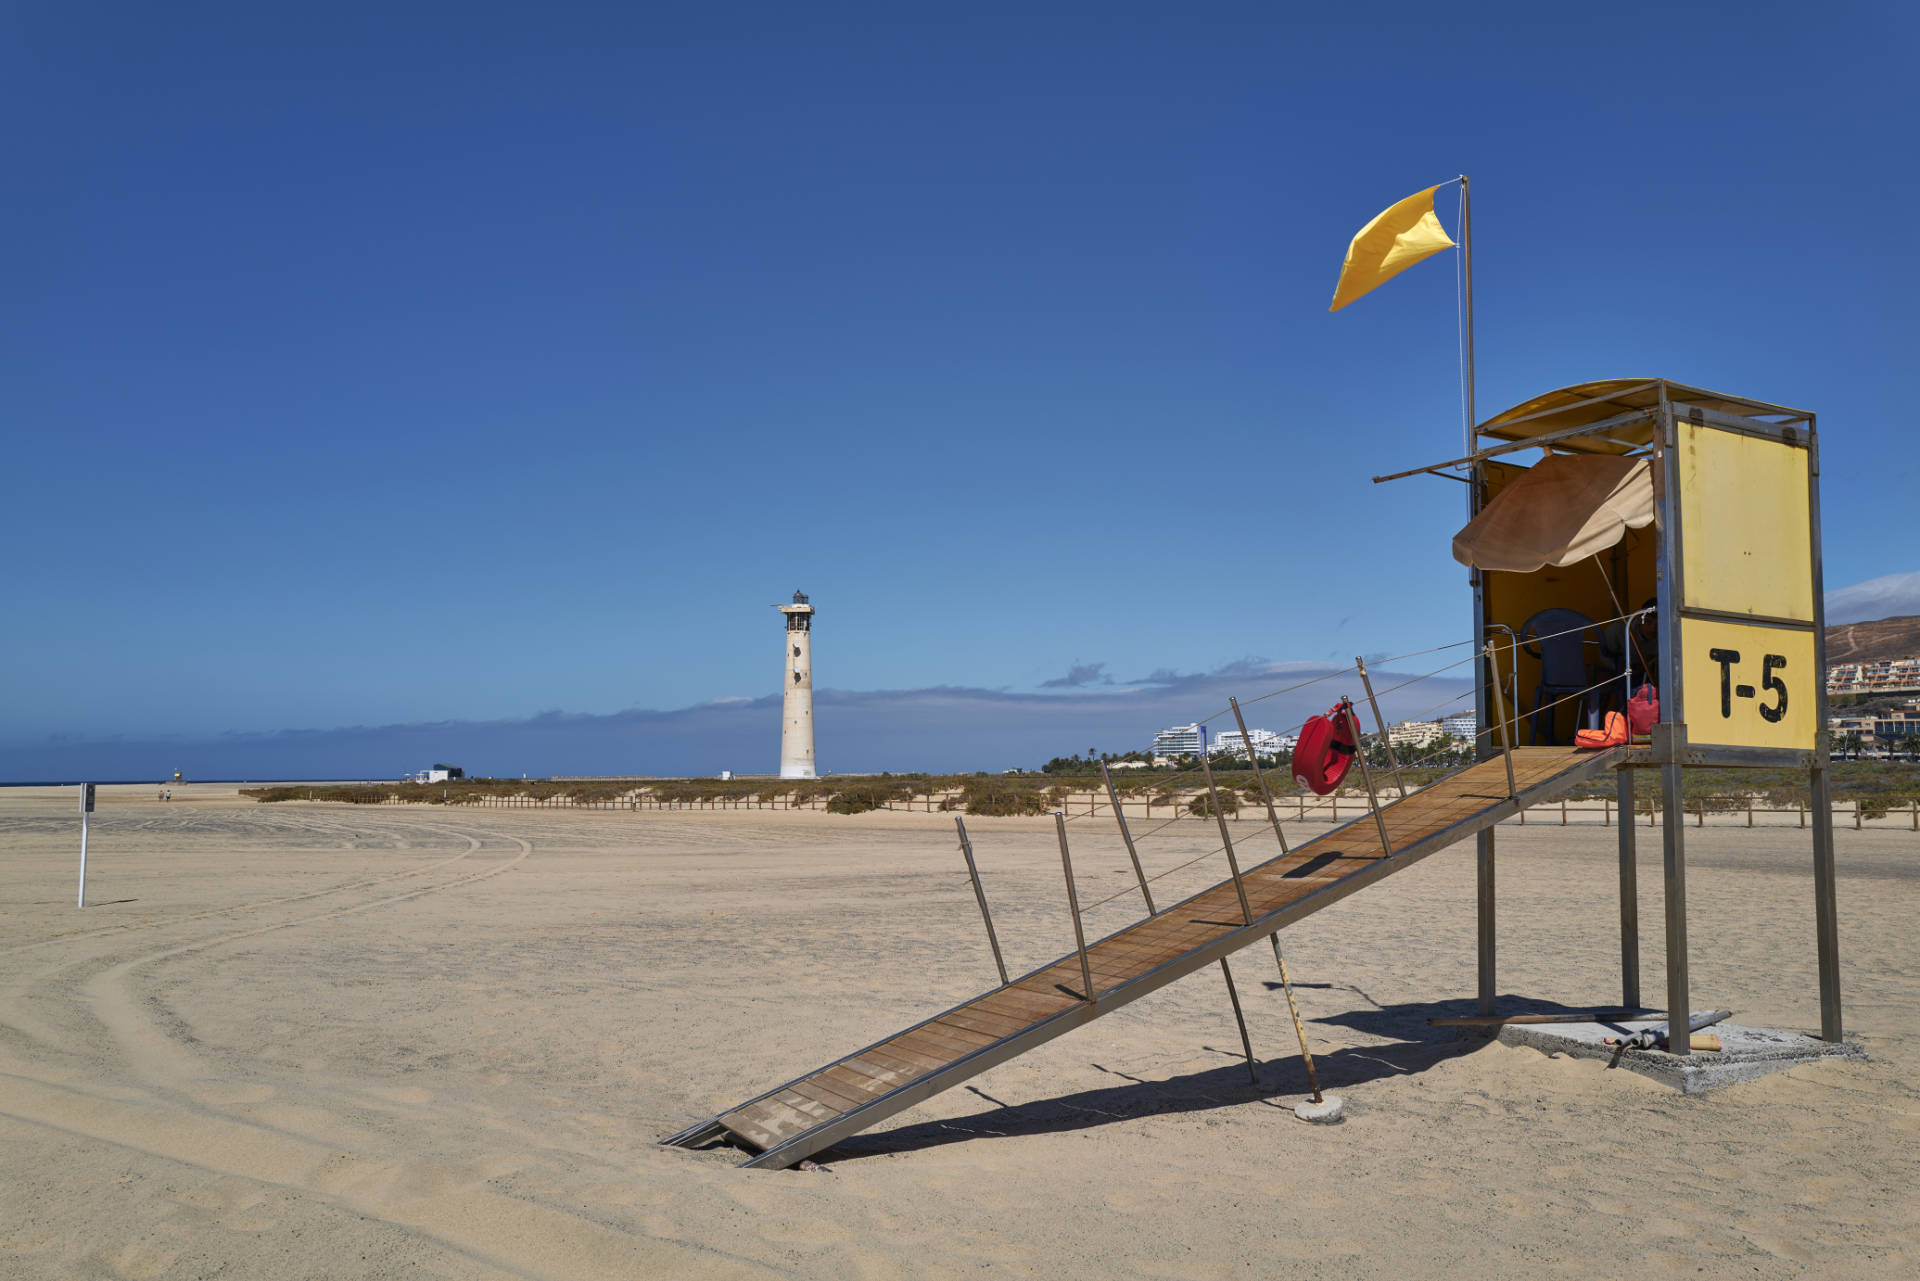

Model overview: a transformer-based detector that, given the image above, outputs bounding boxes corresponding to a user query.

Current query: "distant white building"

[1387,720,1444,748]
[1439,713,1477,740]
[406,764,465,784]
[1212,728,1296,759]
[1149,723,1207,758]
[1827,657,1920,696]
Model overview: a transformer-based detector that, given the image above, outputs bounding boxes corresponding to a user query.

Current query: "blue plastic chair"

[1519,609,1602,745]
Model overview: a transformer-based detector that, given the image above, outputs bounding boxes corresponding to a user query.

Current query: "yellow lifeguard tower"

[663,380,1845,1168]
[1393,377,1840,1049]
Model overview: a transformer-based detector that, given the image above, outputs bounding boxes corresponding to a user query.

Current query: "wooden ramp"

[662,746,1623,1169]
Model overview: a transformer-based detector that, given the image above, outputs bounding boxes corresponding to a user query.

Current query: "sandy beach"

[2,783,1916,1279]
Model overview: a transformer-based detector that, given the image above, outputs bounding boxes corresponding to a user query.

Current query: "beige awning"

[1452,453,1654,572]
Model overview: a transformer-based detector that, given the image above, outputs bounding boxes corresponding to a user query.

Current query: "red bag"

[1575,711,1627,750]
[1291,704,1358,795]
[1628,684,1659,735]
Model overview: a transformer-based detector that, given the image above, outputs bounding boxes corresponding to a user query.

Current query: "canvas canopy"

[1476,378,1812,456]
[1451,452,1655,572]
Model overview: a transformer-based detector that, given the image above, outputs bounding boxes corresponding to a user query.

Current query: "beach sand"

[2,783,1916,1279]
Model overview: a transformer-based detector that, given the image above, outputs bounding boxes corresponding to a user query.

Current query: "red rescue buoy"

[1291,703,1358,795]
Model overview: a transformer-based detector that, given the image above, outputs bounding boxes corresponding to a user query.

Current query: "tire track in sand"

[75,827,535,1088]
[0,817,782,1280]
[0,1070,780,1281]
[1,814,489,957]
[0,817,504,1079]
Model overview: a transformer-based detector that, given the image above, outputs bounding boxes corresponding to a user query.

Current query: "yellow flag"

[1329,185,1456,312]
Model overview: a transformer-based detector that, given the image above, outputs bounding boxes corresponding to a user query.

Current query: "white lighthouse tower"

[776,590,817,779]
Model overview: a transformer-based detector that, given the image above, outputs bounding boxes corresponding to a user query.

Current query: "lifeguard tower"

[663,377,1844,1169]
[1400,377,1840,1048]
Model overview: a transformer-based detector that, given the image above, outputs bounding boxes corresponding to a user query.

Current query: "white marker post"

[77,783,95,908]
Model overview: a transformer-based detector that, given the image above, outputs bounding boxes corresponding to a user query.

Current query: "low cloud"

[0,659,1473,783]
[1826,570,1920,625]
[1040,662,1111,689]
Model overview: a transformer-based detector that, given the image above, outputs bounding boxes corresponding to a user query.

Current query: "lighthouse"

[776,590,817,779]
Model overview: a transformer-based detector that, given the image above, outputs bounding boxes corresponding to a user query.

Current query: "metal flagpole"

[1459,173,1497,1017]
[1460,174,1474,449]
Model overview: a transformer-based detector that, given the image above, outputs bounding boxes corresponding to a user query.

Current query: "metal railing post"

[1099,762,1156,915]
[953,817,1009,986]
[1229,695,1290,857]
[1053,813,1095,1003]
[1355,657,1408,799]
[1198,753,1255,925]
[1483,643,1519,800]
[1341,699,1395,858]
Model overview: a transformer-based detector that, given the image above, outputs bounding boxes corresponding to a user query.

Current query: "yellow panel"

[1680,619,1816,750]
[1677,423,1813,620]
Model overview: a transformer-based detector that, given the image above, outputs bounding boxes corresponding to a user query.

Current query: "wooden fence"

[378,790,1920,830]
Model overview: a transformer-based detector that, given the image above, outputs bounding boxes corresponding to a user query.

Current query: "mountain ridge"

[1825,614,1920,666]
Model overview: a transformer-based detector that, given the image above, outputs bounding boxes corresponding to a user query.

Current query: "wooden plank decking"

[669,745,1621,1168]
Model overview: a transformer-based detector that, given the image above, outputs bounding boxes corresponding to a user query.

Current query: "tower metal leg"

[1476,829,1496,1015]
[1661,761,1690,1054]
[1617,766,1640,1009]
[1810,765,1843,1041]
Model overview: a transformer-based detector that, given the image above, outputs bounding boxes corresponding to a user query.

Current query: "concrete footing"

[1293,1095,1345,1124]
[1477,1012,1865,1094]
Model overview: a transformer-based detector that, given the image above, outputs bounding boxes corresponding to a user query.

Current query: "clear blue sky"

[4,2,1916,777]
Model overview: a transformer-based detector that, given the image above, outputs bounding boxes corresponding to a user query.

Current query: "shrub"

[823,781,914,814]
[968,791,1050,817]
[1188,792,1239,819]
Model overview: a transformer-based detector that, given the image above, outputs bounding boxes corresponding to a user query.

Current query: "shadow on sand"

[818,991,1643,1164]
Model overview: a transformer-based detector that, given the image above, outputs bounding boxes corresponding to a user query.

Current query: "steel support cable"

[1390,669,1641,774]
[1493,605,1649,651]
[1184,608,1635,738]
[1070,664,1474,849]
[1187,661,1362,729]
[1072,613,1632,818]
[1373,637,1477,667]
[1040,607,1653,853]
[1075,835,1240,914]
[1091,668,1641,916]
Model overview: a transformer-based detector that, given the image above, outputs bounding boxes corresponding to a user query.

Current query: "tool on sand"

[1605,1009,1732,1050]
[1428,1009,1663,1027]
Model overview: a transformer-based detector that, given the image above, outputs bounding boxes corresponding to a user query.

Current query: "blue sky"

[4,2,1916,779]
